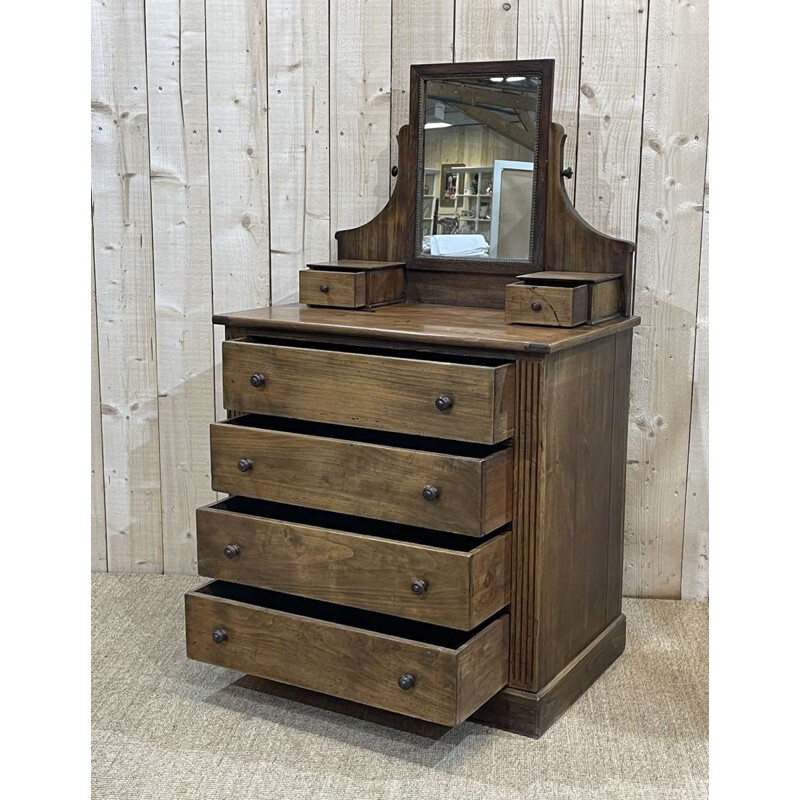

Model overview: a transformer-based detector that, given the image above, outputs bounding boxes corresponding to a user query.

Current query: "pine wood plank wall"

[90,0,709,601]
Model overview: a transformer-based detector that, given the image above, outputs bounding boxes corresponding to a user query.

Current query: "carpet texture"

[92,574,708,800]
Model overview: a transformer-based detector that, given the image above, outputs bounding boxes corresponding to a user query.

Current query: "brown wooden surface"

[299,269,367,308]
[334,125,416,263]
[307,260,405,271]
[527,334,623,688]
[196,498,510,629]
[505,283,589,327]
[542,123,635,314]
[365,266,406,306]
[472,614,626,737]
[213,302,641,354]
[590,279,624,323]
[606,330,633,621]
[508,358,539,689]
[406,271,510,309]
[185,581,509,726]
[210,415,512,535]
[222,338,516,443]
[517,271,622,284]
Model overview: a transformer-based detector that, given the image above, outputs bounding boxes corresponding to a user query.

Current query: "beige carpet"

[92,574,708,800]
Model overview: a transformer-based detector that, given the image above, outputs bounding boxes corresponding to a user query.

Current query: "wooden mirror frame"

[408,59,554,276]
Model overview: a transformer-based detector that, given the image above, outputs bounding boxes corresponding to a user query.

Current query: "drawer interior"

[207,496,505,552]
[224,413,506,458]
[234,335,511,368]
[194,580,496,649]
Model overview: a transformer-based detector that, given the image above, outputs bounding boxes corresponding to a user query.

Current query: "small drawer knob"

[319,284,330,294]
[237,458,253,472]
[250,373,266,387]
[223,544,240,559]
[211,628,228,644]
[561,166,574,179]
[530,301,542,311]
[434,395,453,411]
[410,579,428,596]
[398,673,416,691]
[422,485,440,502]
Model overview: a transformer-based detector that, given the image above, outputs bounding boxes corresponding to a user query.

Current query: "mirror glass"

[417,73,542,261]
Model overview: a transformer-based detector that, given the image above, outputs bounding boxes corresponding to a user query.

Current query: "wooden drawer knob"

[319,284,330,294]
[237,458,253,472]
[434,395,453,411]
[530,301,542,311]
[422,485,440,502]
[397,673,416,691]
[410,579,428,596]
[223,544,240,559]
[250,373,266,387]
[211,628,228,644]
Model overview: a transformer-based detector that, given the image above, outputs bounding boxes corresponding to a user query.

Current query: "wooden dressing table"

[185,59,639,738]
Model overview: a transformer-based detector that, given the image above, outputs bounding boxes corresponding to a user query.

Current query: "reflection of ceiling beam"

[426,80,539,112]
[447,101,537,150]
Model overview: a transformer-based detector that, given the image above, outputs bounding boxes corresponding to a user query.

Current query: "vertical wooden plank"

[390,0,455,187]
[573,0,647,240]
[206,0,271,414]
[330,0,393,244]
[517,0,583,199]
[682,157,709,602]
[267,0,331,306]
[455,0,518,62]
[625,0,709,598]
[91,0,163,573]
[145,0,216,574]
[91,219,108,573]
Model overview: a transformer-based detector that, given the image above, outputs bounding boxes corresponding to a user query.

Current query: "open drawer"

[197,497,510,630]
[185,580,509,726]
[210,415,513,536]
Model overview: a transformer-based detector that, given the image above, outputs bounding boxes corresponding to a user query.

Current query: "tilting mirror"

[415,67,546,263]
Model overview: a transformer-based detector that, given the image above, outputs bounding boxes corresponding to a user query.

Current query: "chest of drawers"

[185,304,635,736]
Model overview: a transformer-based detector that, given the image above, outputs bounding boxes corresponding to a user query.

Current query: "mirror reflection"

[418,74,541,261]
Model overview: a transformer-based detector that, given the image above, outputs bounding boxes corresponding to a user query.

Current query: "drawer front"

[299,269,366,308]
[210,418,512,536]
[185,582,509,726]
[505,282,589,327]
[222,339,515,444]
[197,499,511,629]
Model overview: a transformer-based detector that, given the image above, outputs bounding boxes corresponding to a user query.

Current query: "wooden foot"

[471,614,626,738]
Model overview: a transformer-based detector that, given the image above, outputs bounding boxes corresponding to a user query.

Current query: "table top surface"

[214,302,640,354]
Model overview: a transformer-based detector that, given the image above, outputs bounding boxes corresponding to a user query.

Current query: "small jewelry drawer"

[197,497,510,630]
[210,415,512,536]
[185,580,509,726]
[222,337,515,444]
[505,282,589,327]
[299,269,368,308]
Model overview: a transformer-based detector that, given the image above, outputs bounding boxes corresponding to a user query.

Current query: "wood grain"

[505,283,589,327]
[214,302,641,355]
[222,339,516,443]
[390,0,455,187]
[330,0,392,249]
[574,0,647,242]
[206,0,271,417]
[196,499,510,629]
[185,581,509,725]
[145,0,216,573]
[267,0,331,305]
[92,0,163,573]
[518,0,583,201]
[626,0,709,598]
[299,269,367,308]
[210,416,512,535]
[681,147,709,603]
[455,0,518,61]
